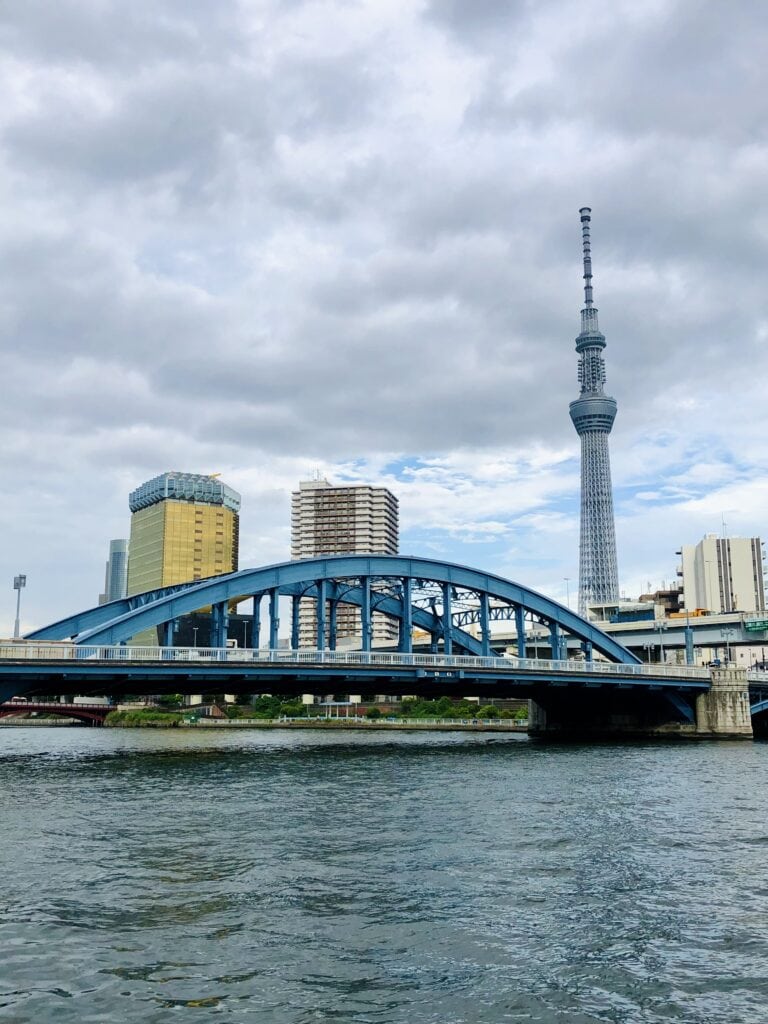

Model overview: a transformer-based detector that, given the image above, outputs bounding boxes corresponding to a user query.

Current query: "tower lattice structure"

[569,208,619,616]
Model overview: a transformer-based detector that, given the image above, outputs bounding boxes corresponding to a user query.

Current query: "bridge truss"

[26,555,640,665]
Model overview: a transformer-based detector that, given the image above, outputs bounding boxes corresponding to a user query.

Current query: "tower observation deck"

[569,208,619,615]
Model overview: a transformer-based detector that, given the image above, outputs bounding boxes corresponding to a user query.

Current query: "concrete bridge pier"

[528,668,753,740]
[694,668,753,739]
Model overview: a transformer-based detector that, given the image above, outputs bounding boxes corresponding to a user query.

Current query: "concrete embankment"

[0,718,80,726]
[104,716,527,732]
[193,719,527,732]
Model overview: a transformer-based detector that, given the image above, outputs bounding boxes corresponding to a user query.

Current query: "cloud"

[1,0,767,629]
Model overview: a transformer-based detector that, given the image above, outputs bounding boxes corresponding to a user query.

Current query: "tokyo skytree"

[569,208,619,616]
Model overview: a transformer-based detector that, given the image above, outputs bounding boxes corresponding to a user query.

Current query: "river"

[1,728,767,1023]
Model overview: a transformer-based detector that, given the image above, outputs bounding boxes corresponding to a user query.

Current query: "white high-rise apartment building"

[679,534,765,614]
[291,479,399,646]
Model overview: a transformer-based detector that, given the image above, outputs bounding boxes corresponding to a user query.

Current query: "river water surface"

[1,728,767,1023]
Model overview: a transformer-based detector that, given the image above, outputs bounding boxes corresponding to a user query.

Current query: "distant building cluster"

[100,470,399,649]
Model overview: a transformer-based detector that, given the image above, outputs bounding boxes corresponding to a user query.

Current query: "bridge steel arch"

[27,555,640,665]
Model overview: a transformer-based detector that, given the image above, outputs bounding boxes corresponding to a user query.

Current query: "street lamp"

[720,627,736,664]
[13,575,26,639]
[656,620,668,665]
[642,641,654,664]
[192,626,198,648]
[564,578,571,609]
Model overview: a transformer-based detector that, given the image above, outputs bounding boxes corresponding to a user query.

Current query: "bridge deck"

[0,644,712,700]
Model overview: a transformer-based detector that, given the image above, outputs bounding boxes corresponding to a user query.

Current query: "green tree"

[476,705,499,719]
[251,695,282,718]
[365,707,382,719]
[156,693,183,709]
[279,701,306,718]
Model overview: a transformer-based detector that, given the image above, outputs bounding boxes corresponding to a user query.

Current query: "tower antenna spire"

[569,208,619,615]
[581,206,594,307]
[579,207,600,336]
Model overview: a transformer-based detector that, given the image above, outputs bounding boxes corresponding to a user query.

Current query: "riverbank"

[106,715,528,732]
[0,718,79,726]
[196,718,528,732]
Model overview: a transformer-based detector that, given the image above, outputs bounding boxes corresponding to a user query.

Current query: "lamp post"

[656,620,668,665]
[720,627,736,665]
[13,575,26,639]
[192,626,198,648]
[564,577,571,609]
[642,641,654,664]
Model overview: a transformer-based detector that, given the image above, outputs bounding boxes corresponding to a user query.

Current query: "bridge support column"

[329,600,338,651]
[291,596,300,650]
[316,580,327,650]
[253,596,261,650]
[162,620,174,648]
[442,583,453,656]
[211,602,229,648]
[361,578,371,653]
[549,621,561,662]
[399,578,412,654]
[695,668,753,739]
[479,592,490,657]
[515,606,526,659]
[269,589,280,650]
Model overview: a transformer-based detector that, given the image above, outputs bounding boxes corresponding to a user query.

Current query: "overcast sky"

[2,0,767,632]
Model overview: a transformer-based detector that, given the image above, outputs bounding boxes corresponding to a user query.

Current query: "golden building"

[127,472,240,596]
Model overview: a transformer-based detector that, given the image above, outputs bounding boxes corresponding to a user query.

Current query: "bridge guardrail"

[0,643,711,680]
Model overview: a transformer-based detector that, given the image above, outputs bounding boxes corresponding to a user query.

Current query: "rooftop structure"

[569,208,620,616]
[129,472,241,514]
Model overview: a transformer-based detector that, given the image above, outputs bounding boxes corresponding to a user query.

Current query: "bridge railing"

[0,643,711,679]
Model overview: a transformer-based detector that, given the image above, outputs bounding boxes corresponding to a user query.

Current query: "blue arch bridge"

[2,555,765,739]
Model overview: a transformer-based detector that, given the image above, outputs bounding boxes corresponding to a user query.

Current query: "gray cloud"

[1,0,767,625]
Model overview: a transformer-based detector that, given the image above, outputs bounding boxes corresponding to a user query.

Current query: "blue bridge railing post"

[400,577,413,654]
[269,588,280,650]
[361,577,371,653]
[316,579,327,650]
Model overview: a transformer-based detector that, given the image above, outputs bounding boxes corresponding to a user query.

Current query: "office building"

[291,478,399,646]
[98,539,128,605]
[569,208,620,616]
[127,472,240,596]
[678,535,765,614]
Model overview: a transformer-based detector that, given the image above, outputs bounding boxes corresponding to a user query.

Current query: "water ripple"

[2,729,768,1022]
